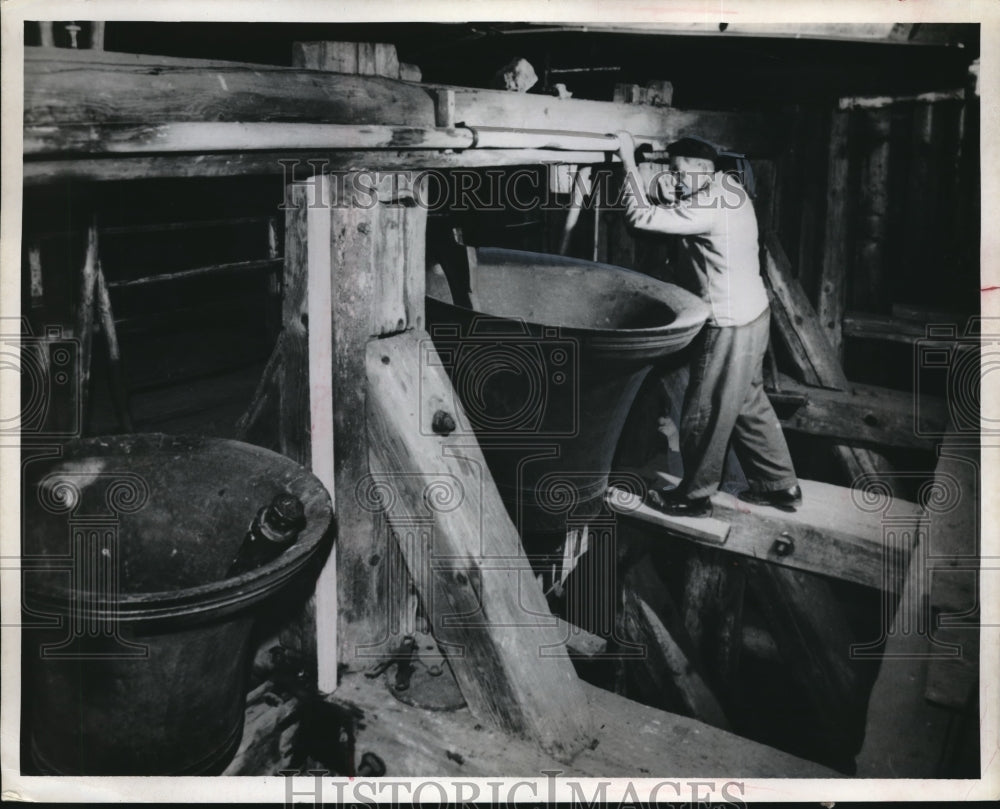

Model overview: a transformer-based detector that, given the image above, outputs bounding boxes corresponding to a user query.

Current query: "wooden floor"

[228,670,841,778]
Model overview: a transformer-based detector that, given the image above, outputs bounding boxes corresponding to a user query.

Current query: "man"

[616,132,802,516]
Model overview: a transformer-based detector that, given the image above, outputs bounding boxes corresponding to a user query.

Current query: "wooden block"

[374,43,400,79]
[365,330,593,763]
[399,62,422,82]
[606,485,731,544]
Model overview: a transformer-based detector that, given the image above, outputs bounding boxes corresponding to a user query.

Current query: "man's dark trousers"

[678,307,797,500]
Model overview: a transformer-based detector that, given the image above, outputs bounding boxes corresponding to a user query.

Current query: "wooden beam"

[769,373,947,452]
[24,122,629,156]
[434,85,787,156]
[613,469,921,594]
[838,88,965,110]
[762,231,901,490]
[321,174,426,671]
[24,46,436,128]
[23,149,621,185]
[842,311,962,346]
[816,110,851,359]
[680,546,745,702]
[745,560,869,765]
[621,587,730,729]
[622,556,731,729]
[764,229,849,389]
[327,670,839,777]
[852,108,892,311]
[365,330,592,762]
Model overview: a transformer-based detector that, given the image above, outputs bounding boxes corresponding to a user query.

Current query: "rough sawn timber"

[365,330,593,763]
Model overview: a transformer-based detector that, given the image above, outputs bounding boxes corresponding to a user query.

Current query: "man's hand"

[616,130,637,169]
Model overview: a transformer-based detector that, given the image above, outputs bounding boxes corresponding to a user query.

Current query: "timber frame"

[20,39,978,779]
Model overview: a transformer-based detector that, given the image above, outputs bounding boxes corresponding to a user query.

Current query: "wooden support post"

[38,22,54,48]
[680,546,745,701]
[90,22,105,51]
[817,110,850,359]
[366,330,593,762]
[853,108,892,311]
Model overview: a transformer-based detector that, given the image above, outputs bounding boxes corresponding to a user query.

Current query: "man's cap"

[667,137,719,165]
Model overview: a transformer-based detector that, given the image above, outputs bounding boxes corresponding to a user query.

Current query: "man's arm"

[616,131,713,236]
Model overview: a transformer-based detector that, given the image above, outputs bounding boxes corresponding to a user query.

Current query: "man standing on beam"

[616,131,801,516]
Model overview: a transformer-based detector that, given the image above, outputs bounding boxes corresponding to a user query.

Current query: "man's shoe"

[738,484,802,512]
[645,487,713,518]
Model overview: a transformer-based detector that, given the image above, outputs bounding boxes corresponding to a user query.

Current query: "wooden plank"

[616,468,921,594]
[328,670,839,777]
[816,110,851,359]
[24,46,435,127]
[856,432,979,776]
[769,373,947,452]
[852,108,892,311]
[365,330,592,763]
